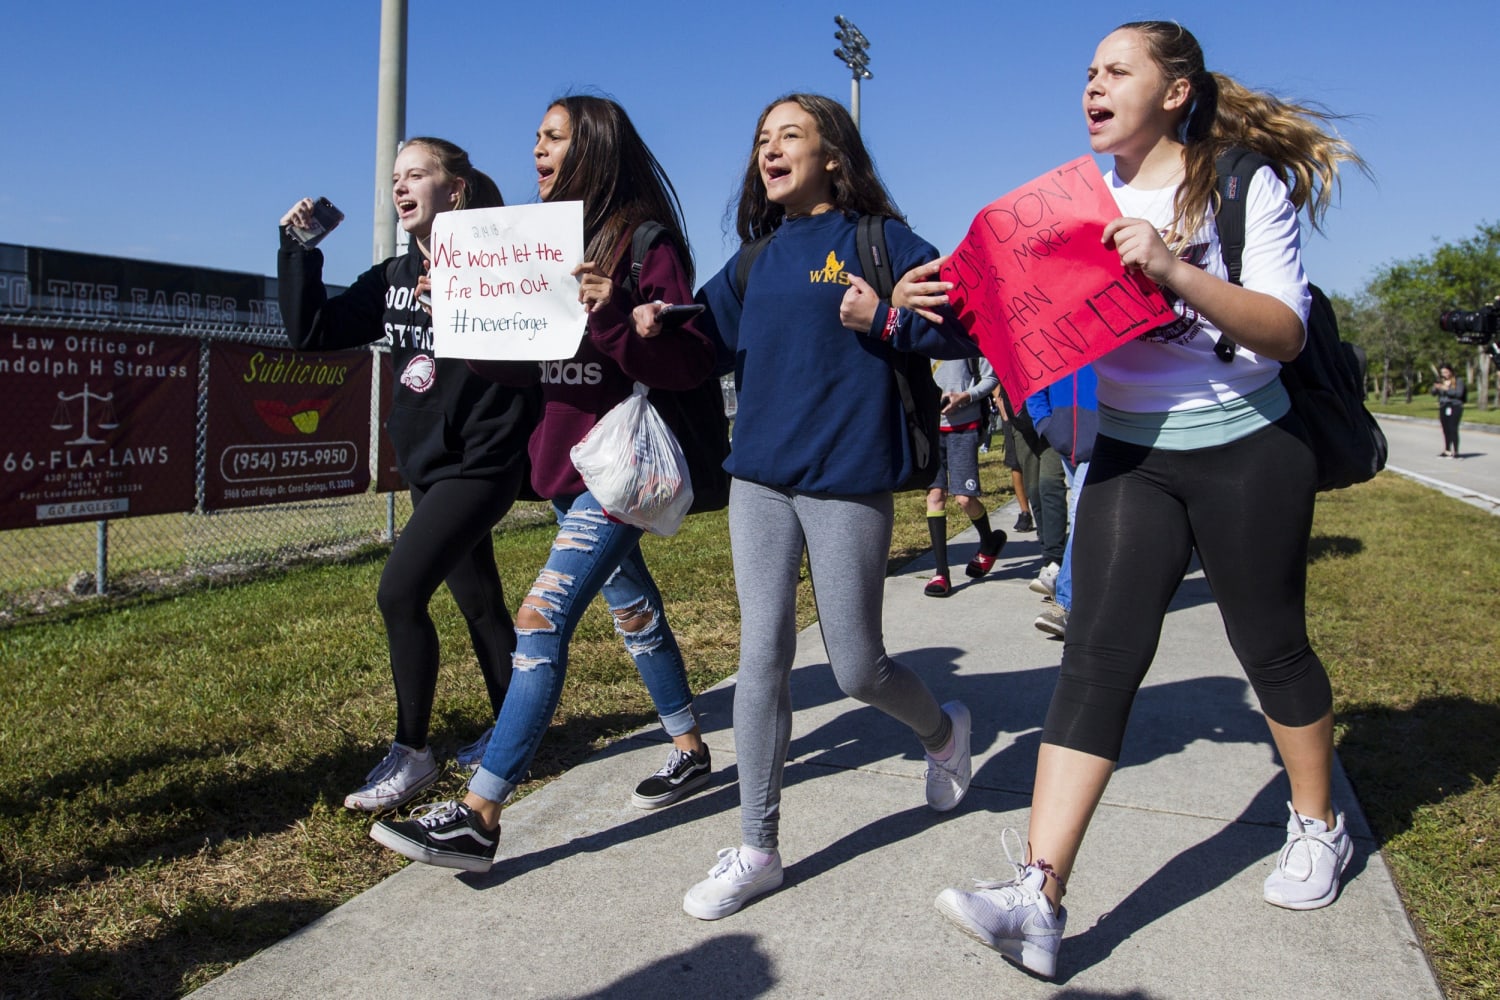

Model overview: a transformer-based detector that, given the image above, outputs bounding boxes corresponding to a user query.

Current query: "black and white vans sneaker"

[370,800,498,872]
[631,746,712,810]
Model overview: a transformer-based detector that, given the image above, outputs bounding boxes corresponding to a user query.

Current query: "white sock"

[740,844,777,867]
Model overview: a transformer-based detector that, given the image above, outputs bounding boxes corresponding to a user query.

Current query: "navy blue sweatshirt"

[697,211,977,495]
[278,230,537,487]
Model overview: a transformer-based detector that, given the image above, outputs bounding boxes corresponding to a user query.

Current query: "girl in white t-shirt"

[936,21,1366,979]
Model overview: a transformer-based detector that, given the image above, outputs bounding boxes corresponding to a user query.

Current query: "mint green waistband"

[1099,379,1290,450]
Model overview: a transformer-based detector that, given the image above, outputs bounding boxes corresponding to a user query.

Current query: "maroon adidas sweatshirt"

[470,230,713,501]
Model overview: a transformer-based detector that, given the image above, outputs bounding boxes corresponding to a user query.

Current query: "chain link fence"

[0,240,738,625]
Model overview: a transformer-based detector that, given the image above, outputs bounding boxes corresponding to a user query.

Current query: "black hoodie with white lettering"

[278,232,537,486]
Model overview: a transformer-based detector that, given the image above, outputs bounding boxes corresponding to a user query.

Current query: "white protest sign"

[429,201,587,361]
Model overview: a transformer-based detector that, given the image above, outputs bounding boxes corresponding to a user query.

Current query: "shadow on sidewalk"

[558,932,777,1000]
[1055,775,1371,983]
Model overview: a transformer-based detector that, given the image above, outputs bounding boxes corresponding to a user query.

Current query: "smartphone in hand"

[658,303,706,326]
[289,197,345,249]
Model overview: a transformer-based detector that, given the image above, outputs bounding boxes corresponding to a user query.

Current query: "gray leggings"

[729,478,951,850]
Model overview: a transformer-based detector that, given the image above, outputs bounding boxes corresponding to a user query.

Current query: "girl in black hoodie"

[278,137,537,812]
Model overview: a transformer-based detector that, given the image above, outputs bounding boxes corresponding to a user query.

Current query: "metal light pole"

[833,15,872,129]
[373,0,407,266]
[374,0,407,540]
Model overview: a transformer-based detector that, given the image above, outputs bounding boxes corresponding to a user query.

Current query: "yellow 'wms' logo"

[810,250,850,285]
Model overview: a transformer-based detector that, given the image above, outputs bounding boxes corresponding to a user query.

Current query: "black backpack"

[1212,150,1388,492]
[729,215,942,493]
[626,223,732,514]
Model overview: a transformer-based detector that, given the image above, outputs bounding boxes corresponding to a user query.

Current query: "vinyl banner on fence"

[0,326,198,530]
[429,202,587,361]
[204,342,372,510]
[940,156,1173,403]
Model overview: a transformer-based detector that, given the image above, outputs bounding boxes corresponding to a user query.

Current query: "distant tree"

[1353,221,1500,409]
[1430,222,1500,408]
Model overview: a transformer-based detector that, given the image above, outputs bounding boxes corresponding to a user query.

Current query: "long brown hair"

[1115,21,1367,246]
[733,93,906,243]
[402,136,504,210]
[541,96,692,284]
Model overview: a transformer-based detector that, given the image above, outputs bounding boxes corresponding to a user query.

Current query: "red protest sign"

[941,156,1172,403]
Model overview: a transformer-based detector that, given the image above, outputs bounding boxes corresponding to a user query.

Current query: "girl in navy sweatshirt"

[279,138,536,813]
[637,93,980,920]
[372,97,714,872]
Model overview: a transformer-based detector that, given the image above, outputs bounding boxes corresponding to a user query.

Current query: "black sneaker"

[370,800,499,872]
[632,746,712,810]
[1013,511,1035,532]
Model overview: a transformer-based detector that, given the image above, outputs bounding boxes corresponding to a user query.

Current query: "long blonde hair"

[1119,21,1367,247]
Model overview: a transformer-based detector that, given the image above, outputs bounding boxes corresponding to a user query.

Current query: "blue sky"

[4,0,1493,300]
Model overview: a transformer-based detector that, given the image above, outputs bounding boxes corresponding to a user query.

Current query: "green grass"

[1,458,1497,999]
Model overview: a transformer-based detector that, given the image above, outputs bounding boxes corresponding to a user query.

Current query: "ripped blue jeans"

[469,491,697,805]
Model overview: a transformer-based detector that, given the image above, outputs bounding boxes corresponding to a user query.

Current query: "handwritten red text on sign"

[942,156,1171,402]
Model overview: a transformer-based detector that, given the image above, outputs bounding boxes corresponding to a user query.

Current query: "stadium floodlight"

[832,15,872,128]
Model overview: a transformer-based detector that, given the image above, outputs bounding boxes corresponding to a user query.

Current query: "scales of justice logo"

[50,383,120,445]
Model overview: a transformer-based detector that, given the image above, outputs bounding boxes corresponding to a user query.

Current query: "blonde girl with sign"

[279,137,537,813]
[934,22,1366,978]
[636,93,979,920]
[371,96,715,872]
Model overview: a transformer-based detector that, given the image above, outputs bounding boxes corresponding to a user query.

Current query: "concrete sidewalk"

[191,512,1440,999]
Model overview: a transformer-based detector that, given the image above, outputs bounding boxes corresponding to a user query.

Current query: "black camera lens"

[1438,310,1483,334]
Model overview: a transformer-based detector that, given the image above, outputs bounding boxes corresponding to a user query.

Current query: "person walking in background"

[1029,436,1067,601]
[1433,363,1465,457]
[936,21,1365,978]
[370,97,715,873]
[978,384,1000,454]
[1028,365,1098,639]
[645,93,978,921]
[998,388,1037,533]
[924,357,1007,597]
[278,138,538,812]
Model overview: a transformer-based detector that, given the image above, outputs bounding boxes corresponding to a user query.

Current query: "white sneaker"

[455,725,494,775]
[1028,562,1059,597]
[935,830,1067,979]
[683,847,784,920]
[1263,802,1353,910]
[926,701,972,812]
[343,742,440,812]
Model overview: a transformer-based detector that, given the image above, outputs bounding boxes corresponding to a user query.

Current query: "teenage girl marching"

[935,22,1366,979]
[636,93,979,920]
[370,96,715,872]
[279,138,536,812]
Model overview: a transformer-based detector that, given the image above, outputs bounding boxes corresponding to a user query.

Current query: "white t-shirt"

[1095,165,1311,414]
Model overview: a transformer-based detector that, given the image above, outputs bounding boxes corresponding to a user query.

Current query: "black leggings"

[1042,416,1332,761]
[1439,404,1462,453]
[377,472,522,749]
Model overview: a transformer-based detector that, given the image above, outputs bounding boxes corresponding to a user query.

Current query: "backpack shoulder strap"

[730,231,775,303]
[625,221,667,299]
[1212,149,1274,361]
[855,214,895,299]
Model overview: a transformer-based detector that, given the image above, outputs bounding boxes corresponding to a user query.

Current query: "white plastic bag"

[570,382,694,536]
